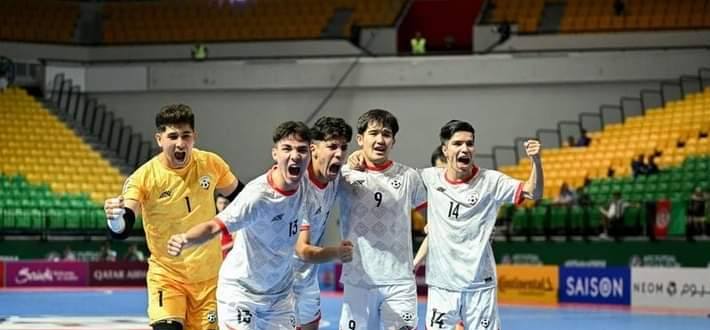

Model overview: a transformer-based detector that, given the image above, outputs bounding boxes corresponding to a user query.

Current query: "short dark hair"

[156,104,195,132]
[439,120,475,145]
[311,117,353,142]
[273,121,311,144]
[356,109,399,136]
[430,145,445,166]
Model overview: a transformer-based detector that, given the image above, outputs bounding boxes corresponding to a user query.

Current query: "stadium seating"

[102,0,406,44]
[486,0,545,33]
[0,0,79,43]
[0,87,132,234]
[500,87,710,202]
[484,0,710,35]
[561,0,710,33]
[498,82,710,238]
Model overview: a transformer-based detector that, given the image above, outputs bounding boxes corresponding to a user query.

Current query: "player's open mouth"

[287,164,301,176]
[175,151,186,162]
[457,154,471,165]
[373,146,386,153]
[328,163,341,175]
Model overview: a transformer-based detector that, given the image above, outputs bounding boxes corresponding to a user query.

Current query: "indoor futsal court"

[3,0,710,330]
[0,288,708,330]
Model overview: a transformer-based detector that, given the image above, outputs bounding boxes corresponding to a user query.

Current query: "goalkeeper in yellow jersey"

[104,104,244,330]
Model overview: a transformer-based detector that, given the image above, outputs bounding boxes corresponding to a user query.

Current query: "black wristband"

[108,207,136,240]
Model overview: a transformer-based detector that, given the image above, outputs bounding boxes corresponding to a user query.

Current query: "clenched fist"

[337,240,354,263]
[104,196,125,220]
[524,139,541,159]
[167,233,188,256]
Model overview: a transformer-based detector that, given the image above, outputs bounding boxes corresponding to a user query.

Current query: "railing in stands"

[489,68,710,169]
[49,74,158,172]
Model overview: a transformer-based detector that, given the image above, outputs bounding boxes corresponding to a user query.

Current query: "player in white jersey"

[420,120,543,330]
[338,109,427,330]
[167,121,313,330]
[292,117,355,330]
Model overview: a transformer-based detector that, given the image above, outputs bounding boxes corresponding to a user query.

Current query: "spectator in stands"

[46,250,61,262]
[577,128,590,146]
[555,182,576,206]
[613,0,626,16]
[62,245,77,261]
[646,154,659,175]
[98,241,118,261]
[0,56,13,93]
[443,35,456,51]
[687,186,707,242]
[565,136,576,148]
[191,43,208,61]
[0,74,7,92]
[410,32,426,55]
[599,191,628,240]
[215,193,229,213]
[631,154,648,178]
[124,243,146,262]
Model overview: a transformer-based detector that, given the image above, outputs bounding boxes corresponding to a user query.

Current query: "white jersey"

[216,169,311,296]
[420,166,522,291]
[338,161,427,287]
[293,168,339,288]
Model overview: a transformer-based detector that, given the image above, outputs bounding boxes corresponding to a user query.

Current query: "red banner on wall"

[89,262,148,286]
[655,200,670,238]
[5,261,89,287]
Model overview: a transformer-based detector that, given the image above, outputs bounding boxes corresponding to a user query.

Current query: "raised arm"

[521,140,544,201]
[105,196,141,240]
[167,219,223,256]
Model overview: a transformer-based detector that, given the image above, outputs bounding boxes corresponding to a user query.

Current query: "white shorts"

[425,286,500,330]
[217,284,296,330]
[339,282,417,330]
[293,277,321,326]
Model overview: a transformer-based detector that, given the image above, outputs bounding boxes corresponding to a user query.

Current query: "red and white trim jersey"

[215,169,311,296]
[420,166,523,291]
[338,161,427,287]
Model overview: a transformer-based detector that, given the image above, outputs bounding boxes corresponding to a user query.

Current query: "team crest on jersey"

[401,312,414,322]
[389,177,403,189]
[467,192,480,205]
[199,176,211,190]
[206,310,217,324]
[481,318,490,328]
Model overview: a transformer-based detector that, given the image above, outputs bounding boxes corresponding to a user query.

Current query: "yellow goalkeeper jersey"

[123,148,237,283]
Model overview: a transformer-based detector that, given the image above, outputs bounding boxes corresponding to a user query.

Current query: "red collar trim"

[307,164,329,190]
[365,160,393,172]
[267,168,297,196]
[445,166,479,185]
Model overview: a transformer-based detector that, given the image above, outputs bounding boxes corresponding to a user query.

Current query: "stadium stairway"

[0,87,142,237]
